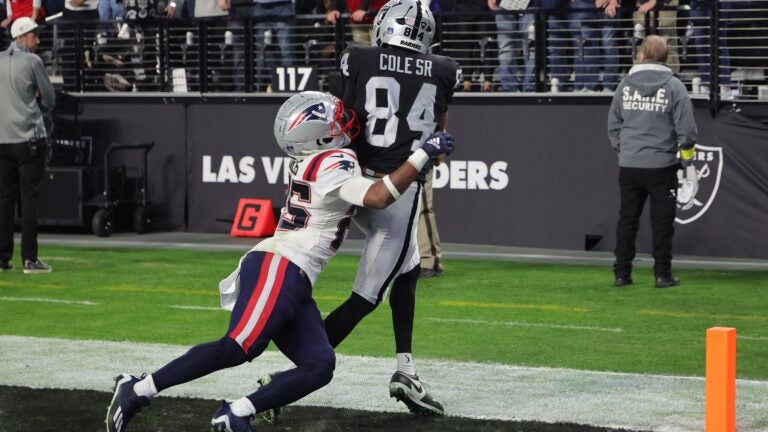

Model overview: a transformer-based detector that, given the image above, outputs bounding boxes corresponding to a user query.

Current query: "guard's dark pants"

[614,165,678,279]
[0,141,46,264]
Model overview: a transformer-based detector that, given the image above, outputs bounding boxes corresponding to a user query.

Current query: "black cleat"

[257,374,281,426]
[105,374,151,432]
[389,371,444,416]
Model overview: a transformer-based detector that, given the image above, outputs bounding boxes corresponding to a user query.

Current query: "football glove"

[421,132,455,159]
[680,146,695,167]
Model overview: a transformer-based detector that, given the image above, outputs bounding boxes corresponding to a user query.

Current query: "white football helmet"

[372,0,435,54]
[274,91,359,159]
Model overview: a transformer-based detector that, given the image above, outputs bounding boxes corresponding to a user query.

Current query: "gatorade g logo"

[230,198,277,238]
[237,203,264,230]
[675,144,723,225]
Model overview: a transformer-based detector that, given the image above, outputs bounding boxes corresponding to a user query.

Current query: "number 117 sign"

[272,66,319,92]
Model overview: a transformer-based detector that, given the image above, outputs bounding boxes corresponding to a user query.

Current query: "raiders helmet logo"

[675,144,724,225]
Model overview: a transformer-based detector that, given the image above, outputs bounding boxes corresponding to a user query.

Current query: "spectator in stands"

[607,35,697,289]
[2,0,47,29]
[0,17,55,274]
[595,0,620,91]
[569,0,602,91]
[488,0,537,92]
[97,0,122,21]
[63,0,98,21]
[688,0,731,97]
[325,0,387,45]
[634,0,679,73]
[443,0,494,91]
[229,0,295,91]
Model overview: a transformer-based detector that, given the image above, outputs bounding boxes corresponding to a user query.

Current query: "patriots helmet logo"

[288,102,328,132]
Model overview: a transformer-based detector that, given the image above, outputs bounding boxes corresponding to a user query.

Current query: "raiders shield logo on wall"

[675,144,724,225]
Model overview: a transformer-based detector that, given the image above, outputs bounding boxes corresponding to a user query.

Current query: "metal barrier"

[27,1,768,103]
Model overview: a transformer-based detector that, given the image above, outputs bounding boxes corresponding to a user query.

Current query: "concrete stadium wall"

[69,95,768,259]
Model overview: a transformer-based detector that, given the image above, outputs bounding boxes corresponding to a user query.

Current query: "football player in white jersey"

[104,91,455,432]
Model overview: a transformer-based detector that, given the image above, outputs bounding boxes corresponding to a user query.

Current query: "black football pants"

[0,141,46,264]
[614,165,678,279]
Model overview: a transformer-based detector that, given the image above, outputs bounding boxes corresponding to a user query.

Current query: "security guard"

[0,17,55,273]
[607,35,697,289]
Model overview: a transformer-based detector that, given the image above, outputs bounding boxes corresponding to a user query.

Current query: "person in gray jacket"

[607,35,697,289]
[0,17,55,274]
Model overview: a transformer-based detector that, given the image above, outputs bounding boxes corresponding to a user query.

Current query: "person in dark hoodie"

[607,35,697,289]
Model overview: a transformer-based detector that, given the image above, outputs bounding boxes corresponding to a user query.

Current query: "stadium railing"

[22,0,768,106]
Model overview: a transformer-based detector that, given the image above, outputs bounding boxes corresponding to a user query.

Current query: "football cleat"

[389,371,444,416]
[211,400,255,432]
[105,373,151,432]
[257,374,281,426]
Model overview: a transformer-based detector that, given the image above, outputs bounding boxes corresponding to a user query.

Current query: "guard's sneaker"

[23,259,52,274]
[106,374,151,432]
[211,400,255,432]
[257,374,280,426]
[0,261,13,272]
[655,276,680,289]
[614,276,633,287]
[389,371,444,416]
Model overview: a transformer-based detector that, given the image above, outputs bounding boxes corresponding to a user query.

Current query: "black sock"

[324,292,376,348]
[390,266,418,354]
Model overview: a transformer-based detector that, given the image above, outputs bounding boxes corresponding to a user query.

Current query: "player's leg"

[106,252,296,432]
[247,295,335,424]
[648,165,678,285]
[387,190,445,416]
[614,167,648,284]
[323,182,421,346]
[212,257,327,431]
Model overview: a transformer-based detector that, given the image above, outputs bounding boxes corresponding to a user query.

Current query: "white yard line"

[0,296,98,305]
[428,317,624,333]
[1,336,767,431]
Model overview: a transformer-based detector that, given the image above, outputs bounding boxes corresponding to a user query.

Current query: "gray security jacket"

[607,62,697,168]
[0,41,55,144]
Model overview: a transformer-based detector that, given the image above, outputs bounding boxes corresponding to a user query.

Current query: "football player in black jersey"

[324,0,460,416]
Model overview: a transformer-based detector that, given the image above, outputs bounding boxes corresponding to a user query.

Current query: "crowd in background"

[0,0,766,95]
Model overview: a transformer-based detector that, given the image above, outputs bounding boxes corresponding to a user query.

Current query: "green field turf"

[1,245,766,380]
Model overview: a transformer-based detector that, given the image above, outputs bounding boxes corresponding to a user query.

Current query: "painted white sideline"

[0,336,767,431]
[0,296,98,305]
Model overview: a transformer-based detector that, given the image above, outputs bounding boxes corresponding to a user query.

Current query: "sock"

[230,397,257,418]
[133,374,158,398]
[396,352,416,376]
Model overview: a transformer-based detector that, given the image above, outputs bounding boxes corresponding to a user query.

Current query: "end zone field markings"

[0,296,98,306]
[439,300,590,313]
[429,317,623,333]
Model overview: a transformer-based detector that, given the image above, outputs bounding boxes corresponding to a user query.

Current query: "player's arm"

[338,132,455,209]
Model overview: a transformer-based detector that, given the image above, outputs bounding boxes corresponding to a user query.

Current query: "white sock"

[133,374,158,398]
[396,352,416,376]
[230,397,257,418]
